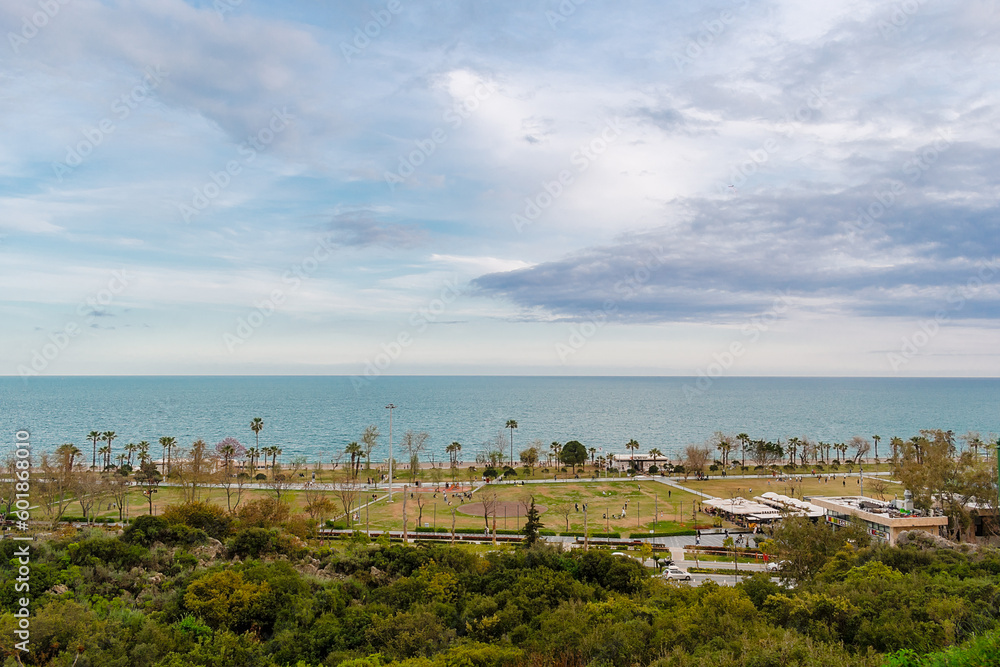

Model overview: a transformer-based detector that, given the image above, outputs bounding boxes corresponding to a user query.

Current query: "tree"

[849,436,871,464]
[446,441,462,479]
[556,504,573,531]
[750,440,784,468]
[787,437,800,467]
[893,429,998,540]
[135,461,163,515]
[713,432,734,469]
[303,482,334,522]
[137,440,151,466]
[98,444,111,470]
[176,439,213,503]
[361,424,380,473]
[736,433,750,468]
[73,469,106,523]
[105,470,130,521]
[160,436,176,475]
[401,430,429,482]
[88,431,102,470]
[683,445,711,479]
[549,441,561,467]
[216,438,248,512]
[266,467,292,501]
[505,419,519,468]
[333,479,361,528]
[872,434,881,460]
[251,417,264,452]
[345,441,364,479]
[38,450,76,527]
[769,514,871,584]
[55,443,82,473]
[102,431,117,468]
[560,440,587,474]
[626,439,639,465]
[522,496,543,546]
[520,444,540,476]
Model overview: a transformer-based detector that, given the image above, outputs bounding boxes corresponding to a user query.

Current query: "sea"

[1,376,997,463]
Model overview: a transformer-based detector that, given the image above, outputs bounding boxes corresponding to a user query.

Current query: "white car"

[662,566,692,581]
[766,560,788,572]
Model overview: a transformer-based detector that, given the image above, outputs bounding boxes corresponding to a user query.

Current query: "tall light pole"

[386,404,396,502]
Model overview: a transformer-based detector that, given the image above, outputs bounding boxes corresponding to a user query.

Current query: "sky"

[2,0,999,377]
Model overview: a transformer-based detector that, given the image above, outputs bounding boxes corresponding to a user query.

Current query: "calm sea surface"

[1,376,997,462]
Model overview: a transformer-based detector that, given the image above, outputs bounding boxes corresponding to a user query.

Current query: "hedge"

[628,530,697,538]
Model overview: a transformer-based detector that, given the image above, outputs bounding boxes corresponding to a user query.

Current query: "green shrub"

[227,527,282,559]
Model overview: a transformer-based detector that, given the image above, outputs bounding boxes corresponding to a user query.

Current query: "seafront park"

[16,425,992,549]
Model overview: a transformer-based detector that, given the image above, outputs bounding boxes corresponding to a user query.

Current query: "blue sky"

[2,0,999,377]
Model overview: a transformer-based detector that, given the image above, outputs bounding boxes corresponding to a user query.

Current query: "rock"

[148,573,164,586]
[897,530,961,550]
[370,566,384,578]
[49,584,69,595]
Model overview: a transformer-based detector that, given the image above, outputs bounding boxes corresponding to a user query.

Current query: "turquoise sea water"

[1,376,997,462]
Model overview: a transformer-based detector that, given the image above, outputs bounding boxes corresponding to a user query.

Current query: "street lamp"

[386,404,396,502]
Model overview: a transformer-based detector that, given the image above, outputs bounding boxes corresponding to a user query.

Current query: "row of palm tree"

[83,417,269,476]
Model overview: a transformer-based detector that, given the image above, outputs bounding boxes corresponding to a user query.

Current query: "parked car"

[766,560,789,572]
[662,566,692,581]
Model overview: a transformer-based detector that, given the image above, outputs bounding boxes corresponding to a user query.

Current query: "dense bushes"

[161,501,232,539]
[2,521,999,667]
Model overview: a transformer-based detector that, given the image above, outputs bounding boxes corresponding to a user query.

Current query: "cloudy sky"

[2,0,999,377]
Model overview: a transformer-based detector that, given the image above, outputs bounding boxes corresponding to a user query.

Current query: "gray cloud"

[327,212,427,249]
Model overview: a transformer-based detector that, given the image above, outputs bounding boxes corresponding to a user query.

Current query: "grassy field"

[676,472,902,503]
[345,480,712,534]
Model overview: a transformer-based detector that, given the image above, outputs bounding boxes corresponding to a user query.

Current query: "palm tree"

[872,434,881,461]
[137,441,151,466]
[56,443,81,472]
[715,436,732,469]
[98,445,111,469]
[787,437,799,467]
[124,442,138,468]
[251,417,264,450]
[505,419,518,467]
[88,431,102,470]
[550,442,562,468]
[160,437,176,475]
[102,431,117,466]
[115,452,127,468]
[345,441,363,478]
[736,433,750,469]
[588,447,597,466]
[626,439,639,465]
[271,447,283,476]
[648,448,663,472]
